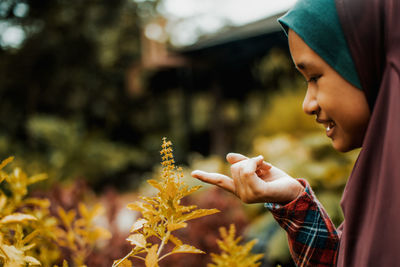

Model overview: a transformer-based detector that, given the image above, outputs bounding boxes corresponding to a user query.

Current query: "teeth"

[326,122,335,131]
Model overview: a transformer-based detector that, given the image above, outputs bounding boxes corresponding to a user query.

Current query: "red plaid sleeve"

[265,179,339,267]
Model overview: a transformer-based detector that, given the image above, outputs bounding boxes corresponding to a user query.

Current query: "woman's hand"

[191,153,304,204]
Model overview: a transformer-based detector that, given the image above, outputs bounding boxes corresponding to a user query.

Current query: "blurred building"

[129,12,289,157]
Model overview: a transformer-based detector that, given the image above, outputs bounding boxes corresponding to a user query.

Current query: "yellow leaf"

[1,244,25,266]
[113,258,132,267]
[78,203,88,218]
[127,202,142,211]
[145,244,159,267]
[27,173,48,185]
[171,244,204,255]
[210,224,264,267]
[92,226,112,240]
[0,156,14,171]
[182,208,220,221]
[87,203,104,219]
[24,255,41,265]
[57,207,76,227]
[130,218,147,233]
[0,213,37,224]
[167,222,187,232]
[23,198,51,208]
[181,185,202,197]
[169,234,183,246]
[0,193,7,210]
[0,172,7,184]
[147,180,163,192]
[126,233,146,248]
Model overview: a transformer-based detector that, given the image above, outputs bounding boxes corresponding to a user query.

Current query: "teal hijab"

[278,0,362,89]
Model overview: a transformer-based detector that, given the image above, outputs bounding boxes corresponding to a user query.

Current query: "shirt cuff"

[264,178,312,211]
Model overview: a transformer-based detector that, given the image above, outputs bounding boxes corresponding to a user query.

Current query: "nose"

[302,87,319,115]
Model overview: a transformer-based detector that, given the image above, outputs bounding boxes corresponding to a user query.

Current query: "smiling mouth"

[326,121,335,131]
[316,119,336,137]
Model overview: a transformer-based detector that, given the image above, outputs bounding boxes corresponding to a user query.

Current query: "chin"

[332,139,361,153]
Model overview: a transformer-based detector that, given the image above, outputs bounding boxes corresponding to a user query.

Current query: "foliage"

[54,203,112,266]
[0,156,113,267]
[0,0,164,191]
[113,138,219,266]
[0,0,143,133]
[252,88,320,137]
[0,156,57,267]
[208,224,263,267]
[25,115,148,186]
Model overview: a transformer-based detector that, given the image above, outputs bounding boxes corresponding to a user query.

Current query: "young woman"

[192,0,400,266]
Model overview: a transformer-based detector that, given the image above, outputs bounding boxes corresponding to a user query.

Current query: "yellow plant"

[0,156,56,267]
[208,224,263,267]
[0,156,112,267]
[113,137,220,267]
[54,203,112,266]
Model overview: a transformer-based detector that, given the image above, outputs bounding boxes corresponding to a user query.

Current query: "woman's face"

[288,29,371,152]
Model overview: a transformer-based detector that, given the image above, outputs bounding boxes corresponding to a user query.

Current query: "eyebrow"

[296,63,306,70]
[295,61,316,71]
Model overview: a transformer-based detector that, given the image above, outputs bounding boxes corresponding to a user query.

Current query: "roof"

[175,11,286,54]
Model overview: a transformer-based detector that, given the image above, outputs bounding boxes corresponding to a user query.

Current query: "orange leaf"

[145,244,159,267]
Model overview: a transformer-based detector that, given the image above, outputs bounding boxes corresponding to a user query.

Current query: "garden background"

[0,0,359,266]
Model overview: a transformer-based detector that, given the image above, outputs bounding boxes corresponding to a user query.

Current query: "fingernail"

[191,170,203,176]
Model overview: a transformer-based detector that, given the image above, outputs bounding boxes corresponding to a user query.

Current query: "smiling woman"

[288,29,370,152]
[192,0,400,266]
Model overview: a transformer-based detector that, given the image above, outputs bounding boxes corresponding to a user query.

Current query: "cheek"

[336,104,370,149]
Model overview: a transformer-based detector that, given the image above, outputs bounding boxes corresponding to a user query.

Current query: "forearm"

[265,179,339,267]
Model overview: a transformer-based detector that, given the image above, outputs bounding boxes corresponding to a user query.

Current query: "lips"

[326,121,335,131]
[316,118,336,137]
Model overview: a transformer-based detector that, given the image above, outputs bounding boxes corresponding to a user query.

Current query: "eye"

[307,75,322,83]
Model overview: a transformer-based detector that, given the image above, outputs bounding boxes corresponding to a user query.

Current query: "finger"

[258,161,272,172]
[263,161,272,169]
[226,153,248,164]
[242,155,264,176]
[191,170,235,194]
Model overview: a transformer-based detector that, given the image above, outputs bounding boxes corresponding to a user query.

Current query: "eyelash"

[307,75,322,83]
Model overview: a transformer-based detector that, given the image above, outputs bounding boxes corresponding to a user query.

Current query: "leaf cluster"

[0,156,112,267]
[208,224,263,267]
[0,157,55,267]
[54,203,112,266]
[114,138,219,267]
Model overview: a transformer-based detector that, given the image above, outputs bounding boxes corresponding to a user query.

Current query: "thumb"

[242,155,264,174]
[226,152,248,164]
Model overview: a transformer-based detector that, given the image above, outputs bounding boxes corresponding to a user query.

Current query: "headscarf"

[278,0,400,265]
[336,0,400,266]
[277,0,361,90]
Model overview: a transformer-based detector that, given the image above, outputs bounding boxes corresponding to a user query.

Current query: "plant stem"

[158,252,173,262]
[112,250,136,267]
[157,231,171,257]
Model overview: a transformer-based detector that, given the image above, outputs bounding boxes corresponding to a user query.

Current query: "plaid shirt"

[265,179,339,267]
